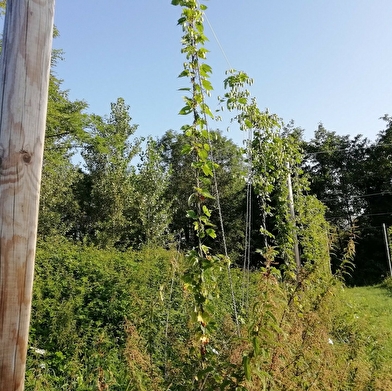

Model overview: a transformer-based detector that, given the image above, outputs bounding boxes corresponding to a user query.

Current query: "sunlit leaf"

[206,228,216,239]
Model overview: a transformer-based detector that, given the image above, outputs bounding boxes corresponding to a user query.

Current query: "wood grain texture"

[0,1,54,389]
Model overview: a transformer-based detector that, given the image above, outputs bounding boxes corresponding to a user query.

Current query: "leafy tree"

[158,129,246,258]
[353,116,392,283]
[79,97,141,248]
[135,136,172,246]
[302,120,392,284]
[302,125,369,276]
[303,124,369,228]
[158,130,194,243]
[39,70,88,238]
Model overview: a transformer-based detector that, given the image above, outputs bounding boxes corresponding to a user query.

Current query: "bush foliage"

[24,238,391,390]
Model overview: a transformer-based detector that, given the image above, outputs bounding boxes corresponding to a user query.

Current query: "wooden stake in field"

[0,1,55,390]
[286,162,301,275]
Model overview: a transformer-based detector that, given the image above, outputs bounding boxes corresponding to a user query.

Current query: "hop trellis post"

[0,1,55,390]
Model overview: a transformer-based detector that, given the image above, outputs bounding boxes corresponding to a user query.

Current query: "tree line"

[303,118,392,284]
[38,49,392,285]
[0,0,385,285]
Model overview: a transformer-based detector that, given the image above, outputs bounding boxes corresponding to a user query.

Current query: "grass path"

[344,283,392,388]
[345,284,392,357]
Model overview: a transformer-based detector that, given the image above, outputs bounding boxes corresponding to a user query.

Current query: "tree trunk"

[0,1,55,390]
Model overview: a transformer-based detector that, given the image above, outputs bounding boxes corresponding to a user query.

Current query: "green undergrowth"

[26,238,186,390]
[25,239,392,390]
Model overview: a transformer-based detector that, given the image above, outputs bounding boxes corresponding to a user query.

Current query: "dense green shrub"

[24,238,392,390]
[27,239,187,390]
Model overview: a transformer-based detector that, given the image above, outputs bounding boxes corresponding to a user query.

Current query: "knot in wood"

[20,149,32,164]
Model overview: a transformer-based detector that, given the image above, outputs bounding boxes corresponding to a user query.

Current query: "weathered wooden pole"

[0,1,55,390]
[286,162,301,275]
[382,223,392,277]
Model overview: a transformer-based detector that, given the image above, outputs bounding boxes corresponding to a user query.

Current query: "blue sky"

[50,0,392,145]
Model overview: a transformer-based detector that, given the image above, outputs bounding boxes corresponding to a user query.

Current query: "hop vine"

[172,0,226,385]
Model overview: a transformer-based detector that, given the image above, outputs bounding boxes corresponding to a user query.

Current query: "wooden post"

[382,223,392,277]
[287,163,301,274]
[0,1,55,390]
